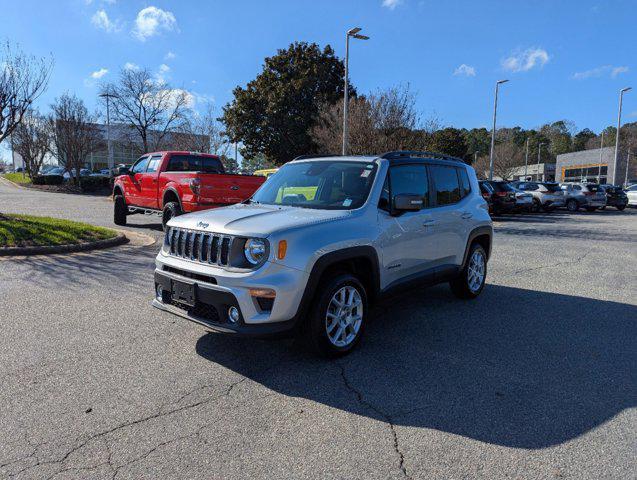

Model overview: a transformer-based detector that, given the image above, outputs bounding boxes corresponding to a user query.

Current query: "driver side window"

[385,165,430,209]
[131,156,149,174]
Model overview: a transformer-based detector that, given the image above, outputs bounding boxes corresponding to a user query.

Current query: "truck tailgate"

[198,173,265,206]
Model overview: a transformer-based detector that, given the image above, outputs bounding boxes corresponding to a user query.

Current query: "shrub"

[32,176,46,185]
[43,175,65,185]
[79,176,109,191]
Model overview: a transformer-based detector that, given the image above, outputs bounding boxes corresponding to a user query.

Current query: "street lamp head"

[497,79,509,85]
[348,27,362,35]
[352,34,369,40]
[620,87,632,93]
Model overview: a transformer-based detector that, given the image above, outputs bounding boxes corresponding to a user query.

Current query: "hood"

[168,203,351,237]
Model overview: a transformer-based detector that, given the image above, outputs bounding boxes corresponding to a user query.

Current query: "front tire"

[617,205,626,211]
[113,195,127,226]
[566,199,579,212]
[531,199,541,213]
[162,201,182,231]
[450,244,487,299]
[302,273,367,358]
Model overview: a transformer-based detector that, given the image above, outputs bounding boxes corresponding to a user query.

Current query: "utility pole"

[489,79,509,180]
[625,150,632,187]
[342,27,369,156]
[597,131,604,183]
[99,91,118,173]
[537,143,545,181]
[524,137,529,180]
[613,87,632,184]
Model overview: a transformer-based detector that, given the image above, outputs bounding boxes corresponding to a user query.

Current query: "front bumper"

[153,253,309,335]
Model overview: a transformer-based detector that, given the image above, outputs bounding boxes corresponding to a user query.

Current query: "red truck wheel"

[162,202,182,230]
[113,195,127,226]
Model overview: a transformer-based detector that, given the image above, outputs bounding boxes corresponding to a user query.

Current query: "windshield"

[251,160,378,210]
[489,182,515,192]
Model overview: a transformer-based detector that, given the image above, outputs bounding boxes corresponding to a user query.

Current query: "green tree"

[222,42,352,165]
[241,153,275,174]
[220,154,239,174]
[427,128,468,160]
[573,128,597,151]
[462,128,490,162]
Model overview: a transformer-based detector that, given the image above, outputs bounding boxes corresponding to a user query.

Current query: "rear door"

[427,164,468,269]
[377,164,437,287]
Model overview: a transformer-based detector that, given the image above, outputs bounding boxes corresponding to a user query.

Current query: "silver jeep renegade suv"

[153,151,493,356]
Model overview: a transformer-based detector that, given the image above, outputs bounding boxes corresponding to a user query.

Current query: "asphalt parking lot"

[1,180,636,480]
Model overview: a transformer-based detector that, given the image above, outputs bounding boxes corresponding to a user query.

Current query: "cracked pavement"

[1,181,636,479]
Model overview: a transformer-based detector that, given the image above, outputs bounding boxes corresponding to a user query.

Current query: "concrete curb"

[0,232,129,257]
[0,176,27,189]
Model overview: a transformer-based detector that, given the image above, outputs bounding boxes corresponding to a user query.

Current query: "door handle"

[230,186,239,191]
[461,212,473,219]
[423,219,436,226]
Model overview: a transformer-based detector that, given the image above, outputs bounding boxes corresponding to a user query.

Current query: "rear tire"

[450,243,487,299]
[531,199,541,213]
[616,205,626,211]
[162,201,182,231]
[301,273,367,358]
[566,199,579,212]
[113,195,127,226]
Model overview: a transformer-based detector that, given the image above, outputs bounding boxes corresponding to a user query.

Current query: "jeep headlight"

[244,238,267,265]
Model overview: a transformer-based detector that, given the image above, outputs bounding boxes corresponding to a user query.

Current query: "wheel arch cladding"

[462,226,493,268]
[162,188,181,209]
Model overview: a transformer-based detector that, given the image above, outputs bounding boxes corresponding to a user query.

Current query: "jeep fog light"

[228,306,240,323]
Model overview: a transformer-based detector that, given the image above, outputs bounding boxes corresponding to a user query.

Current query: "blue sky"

[2,0,636,159]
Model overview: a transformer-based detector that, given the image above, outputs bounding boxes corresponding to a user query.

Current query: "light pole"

[613,87,632,185]
[625,150,632,187]
[342,27,369,156]
[597,131,604,182]
[489,79,509,180]
[537,142,545,181]
[99,91,118,173]
[524,137,529,180]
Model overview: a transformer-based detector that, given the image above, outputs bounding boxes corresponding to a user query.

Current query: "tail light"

[495,191,507,197]
[583,191,594,196]
[189,178,201,196]
[482,193,491,199]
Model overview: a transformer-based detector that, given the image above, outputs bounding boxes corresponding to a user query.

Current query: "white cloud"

[123,62,139,71]
[90,68,109,79]
[382,0,403,10]
[164,51,176,61]
[91,9,120,33]
[133,6,178,41]
[502,48,549,72]
[572,65,629,80]
[611,66,629,78]
[159,63,170,74]
[453,64,476,77]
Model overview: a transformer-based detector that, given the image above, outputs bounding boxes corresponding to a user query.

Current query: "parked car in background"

[509,185,534,212]
[510,181,565,212]
[559,183,607,212]
[625,184,637,207]
[253,168,279,178]
[63,168,92,180]
[42,167,65,177]
[478,181,494,214]
[479,180,517,215]
[113,151,266,229]
[598,185,628,211]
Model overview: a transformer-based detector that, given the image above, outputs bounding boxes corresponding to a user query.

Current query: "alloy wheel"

[325,286,363,347]
[467,250,486,293]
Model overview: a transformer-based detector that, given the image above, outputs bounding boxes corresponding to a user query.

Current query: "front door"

[138,154,162,209]
[377,164,438,289]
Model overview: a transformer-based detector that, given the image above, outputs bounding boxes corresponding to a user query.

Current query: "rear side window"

[166,155,223,173]
[458,168,471,198]
[146,155,162,173]
[430,165,461,205]
[389,165,430,208]
[585,184,601,192]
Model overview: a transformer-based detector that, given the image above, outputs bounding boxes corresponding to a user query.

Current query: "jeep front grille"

[165,227,234,266]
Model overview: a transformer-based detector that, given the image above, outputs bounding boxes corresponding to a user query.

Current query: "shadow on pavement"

[195,284,636,449]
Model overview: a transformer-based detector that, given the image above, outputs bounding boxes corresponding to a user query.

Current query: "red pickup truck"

[113,151,265,229]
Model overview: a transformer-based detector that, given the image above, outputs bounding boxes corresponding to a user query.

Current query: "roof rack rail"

[291,154,342,161]
[380,151,464,162]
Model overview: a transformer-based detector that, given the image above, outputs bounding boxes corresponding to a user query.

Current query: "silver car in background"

[510,181,565,212]
[626,184,637,207]
[559,183,607,212]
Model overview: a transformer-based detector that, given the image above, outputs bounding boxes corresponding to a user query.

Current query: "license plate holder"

[171,279,196,307]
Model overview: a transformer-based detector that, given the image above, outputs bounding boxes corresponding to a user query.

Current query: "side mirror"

[118,166,130,176]
[393,193,424,213]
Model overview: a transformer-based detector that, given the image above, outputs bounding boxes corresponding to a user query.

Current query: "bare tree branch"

[0,41,53,145]
[11,108,51,178]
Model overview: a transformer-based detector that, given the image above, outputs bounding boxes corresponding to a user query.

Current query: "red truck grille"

[166,227,233,266]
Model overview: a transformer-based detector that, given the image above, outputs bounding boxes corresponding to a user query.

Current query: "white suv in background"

[153,151,493,357]
[510,181,565,212]
[625,184,637,207]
